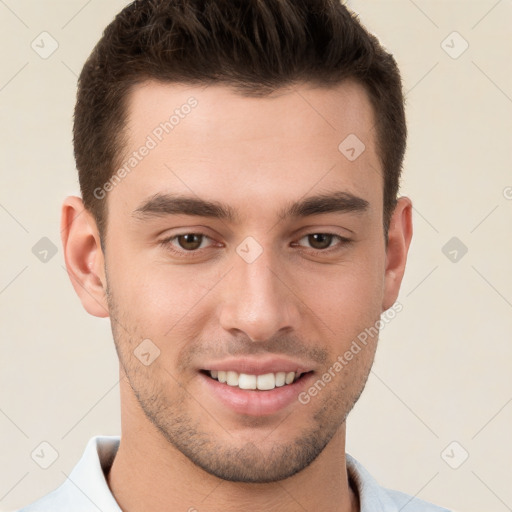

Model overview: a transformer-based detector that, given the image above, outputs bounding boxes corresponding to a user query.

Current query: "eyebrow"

[132,191,369,222]
[133,194,239,222]
[278,191,369,220]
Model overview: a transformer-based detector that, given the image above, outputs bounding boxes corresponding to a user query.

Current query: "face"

[100,80,400,482]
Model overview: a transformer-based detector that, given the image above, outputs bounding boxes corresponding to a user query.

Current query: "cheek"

[108,257,224,337]
[293,255,384,333]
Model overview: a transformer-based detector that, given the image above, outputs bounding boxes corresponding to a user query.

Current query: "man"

[19,0,450,511]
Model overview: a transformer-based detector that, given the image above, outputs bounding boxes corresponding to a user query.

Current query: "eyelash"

[292,233,352,252]
[159,232,352,257]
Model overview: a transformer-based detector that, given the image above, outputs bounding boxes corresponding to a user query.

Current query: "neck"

[107,374,359,512]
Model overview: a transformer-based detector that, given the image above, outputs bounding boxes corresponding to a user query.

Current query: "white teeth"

[275,372,286,387]
[208,370,302,390]
[238,373,257,390]
[285,372,295,385]
[257,373,275,390]
[226,371,239,386]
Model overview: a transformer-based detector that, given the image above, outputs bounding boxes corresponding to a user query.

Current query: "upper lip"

[201,357,314,375]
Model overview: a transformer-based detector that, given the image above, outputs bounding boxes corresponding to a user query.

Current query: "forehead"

[124,79,376,149]
[112,80,382,219]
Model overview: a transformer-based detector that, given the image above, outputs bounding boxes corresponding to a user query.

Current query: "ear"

[61,196,109,318]
[382,196,413,312]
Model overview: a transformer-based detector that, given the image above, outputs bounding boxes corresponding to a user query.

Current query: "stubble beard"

[105,278,375,483]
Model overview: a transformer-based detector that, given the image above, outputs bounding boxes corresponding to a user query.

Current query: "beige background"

[1,1,511,511]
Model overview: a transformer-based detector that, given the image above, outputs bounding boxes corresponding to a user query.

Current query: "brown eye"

[292,233,352,253]
[307,233,334,250]
[177,234,204,250]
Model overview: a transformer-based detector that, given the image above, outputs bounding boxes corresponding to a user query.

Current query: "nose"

[218,248,301,342]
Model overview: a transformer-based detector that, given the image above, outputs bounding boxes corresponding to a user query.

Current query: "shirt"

[18,436,451,512]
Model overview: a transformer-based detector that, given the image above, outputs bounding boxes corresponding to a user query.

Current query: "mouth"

[200,369,312,391]
[198,357,316,416]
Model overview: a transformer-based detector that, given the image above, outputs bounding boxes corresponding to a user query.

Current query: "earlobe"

[60,196,109,318]
[382,196,413,312]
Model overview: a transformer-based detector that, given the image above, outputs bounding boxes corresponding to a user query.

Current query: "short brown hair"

[74,0,406,241]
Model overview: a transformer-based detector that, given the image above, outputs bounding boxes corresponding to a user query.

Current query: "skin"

[61,80,412,512]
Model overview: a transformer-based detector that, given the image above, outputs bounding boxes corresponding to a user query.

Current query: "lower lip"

[199,372,314,416]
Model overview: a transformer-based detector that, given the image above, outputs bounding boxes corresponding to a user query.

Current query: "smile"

[206,370,306,391]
